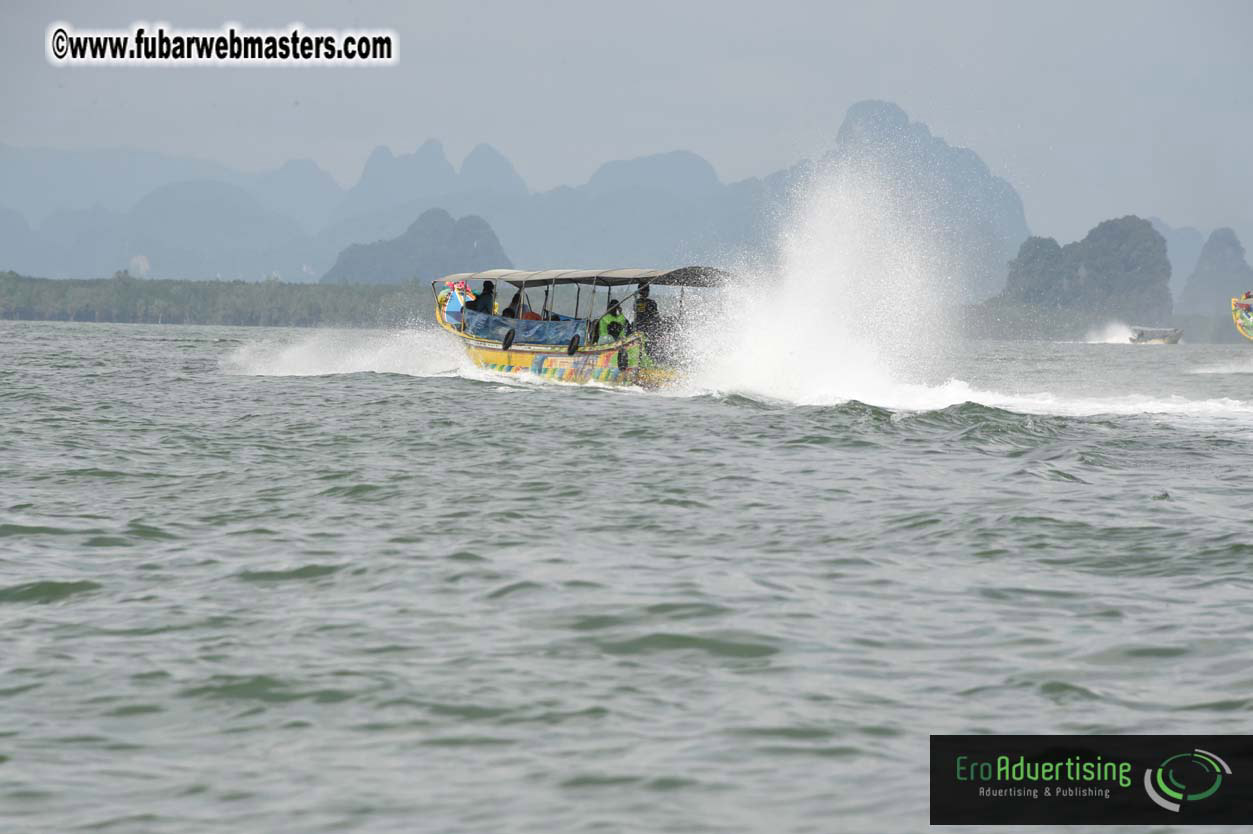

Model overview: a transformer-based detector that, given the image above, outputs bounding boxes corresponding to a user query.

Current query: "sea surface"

[3,319,1253,833]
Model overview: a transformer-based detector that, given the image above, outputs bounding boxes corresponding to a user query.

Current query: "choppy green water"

[3,320,1253,833]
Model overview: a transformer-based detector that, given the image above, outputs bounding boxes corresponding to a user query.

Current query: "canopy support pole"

[588,277,599,343]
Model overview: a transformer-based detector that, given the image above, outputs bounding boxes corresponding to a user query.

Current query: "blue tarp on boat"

[462,310,584,346]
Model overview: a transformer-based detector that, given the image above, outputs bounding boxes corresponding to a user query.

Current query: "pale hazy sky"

[2,0,1251,241]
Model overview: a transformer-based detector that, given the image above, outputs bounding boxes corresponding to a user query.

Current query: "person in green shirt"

[595,297,658,370]
[596,298,628,344]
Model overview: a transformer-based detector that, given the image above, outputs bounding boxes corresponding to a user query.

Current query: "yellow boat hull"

[436,304,675,388]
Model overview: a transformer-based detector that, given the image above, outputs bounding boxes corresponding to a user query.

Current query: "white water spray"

[683,160,961,408]
[674,163,1253,421]
[222,326,470,378]
[1083,321,1134,344]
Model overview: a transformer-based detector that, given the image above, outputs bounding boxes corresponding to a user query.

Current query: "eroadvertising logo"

[1143,748,1231,812]
[930,735,1253,825]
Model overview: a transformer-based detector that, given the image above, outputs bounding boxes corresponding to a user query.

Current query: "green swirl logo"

[1144,749,1231,812]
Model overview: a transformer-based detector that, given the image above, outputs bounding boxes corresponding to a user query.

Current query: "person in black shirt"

[633,284,660,335]
[465,280,495,314]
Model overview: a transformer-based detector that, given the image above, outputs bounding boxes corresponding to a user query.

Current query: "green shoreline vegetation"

[0,270,436,328]
[1,268,1240,341]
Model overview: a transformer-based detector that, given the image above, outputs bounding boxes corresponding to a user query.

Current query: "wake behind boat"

[433,267,726,387]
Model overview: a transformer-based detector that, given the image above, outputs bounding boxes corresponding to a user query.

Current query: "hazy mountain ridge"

[321,208,512,284]
[5,101,1035,292]
[0,143,345,279]
[128,181,310,279]
[311,101,1031,292]
[825,100,1031,299]
[252,159,346,232]
[0,143,239,223]
[1150,217,1206,299]
[0,180,317,280]
[0,143,345,233]
[459,144,529,197]
[332,140,459,224]
[1177,228,1253,316]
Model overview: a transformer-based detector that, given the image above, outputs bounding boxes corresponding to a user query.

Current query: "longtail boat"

[432,267,725,388]
[1129,327,1182,344]
[1234,292,1253,341]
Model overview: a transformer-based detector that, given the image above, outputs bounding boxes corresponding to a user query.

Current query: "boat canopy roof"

[439,267,728,289]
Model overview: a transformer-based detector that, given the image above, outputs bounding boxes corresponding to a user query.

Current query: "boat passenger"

[465,280,495,314]
[596,299,628,343]
[502,291,529,319]
[502,291,519,318]
[633,284,661,335]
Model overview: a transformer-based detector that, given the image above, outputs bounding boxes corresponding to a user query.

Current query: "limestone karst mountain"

[2,101,1030,294]
[320,208,512,285]
[1177,228,1253,316]
[1150,217,1206,299]
[999,215,1173,324]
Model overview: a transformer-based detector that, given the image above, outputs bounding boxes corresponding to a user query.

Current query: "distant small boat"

[1129,327,1182,344]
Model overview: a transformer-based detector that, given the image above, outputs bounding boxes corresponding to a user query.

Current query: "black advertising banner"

[931,735,1253,825]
